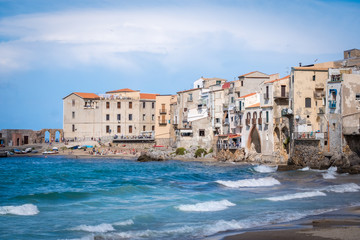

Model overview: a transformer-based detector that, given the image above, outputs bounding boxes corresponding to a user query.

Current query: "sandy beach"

[222,207,360,240]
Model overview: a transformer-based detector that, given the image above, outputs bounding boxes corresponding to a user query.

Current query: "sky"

[0,0,359,130]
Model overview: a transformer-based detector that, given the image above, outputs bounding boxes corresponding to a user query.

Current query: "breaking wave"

[71,223,114,233]
[253,165,278,173]
[176,200,235,212]
[264,191,326,201]
[0,204,39,216]
[323,183,360,193]
[216,177,280,188]
[113,219,134,226]
[322,166,338,179]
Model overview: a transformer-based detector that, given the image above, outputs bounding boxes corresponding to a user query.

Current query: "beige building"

[63,89,157,141]
[155,95,177,146]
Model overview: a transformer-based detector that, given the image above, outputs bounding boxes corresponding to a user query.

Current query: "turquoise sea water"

[1,156,360,240]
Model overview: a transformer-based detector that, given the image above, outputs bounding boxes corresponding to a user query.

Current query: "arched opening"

[282,127,290,154]
[55,131,60,142]
[16,138,20,146]
[45,131,50,143]
[248,127,261,153]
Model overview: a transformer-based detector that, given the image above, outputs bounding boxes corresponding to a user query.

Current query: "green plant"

[208,148,213,154]
[194,148,207,158]
[175,147,186,155]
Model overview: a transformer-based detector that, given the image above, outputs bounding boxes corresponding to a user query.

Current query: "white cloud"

[0,3,357,77]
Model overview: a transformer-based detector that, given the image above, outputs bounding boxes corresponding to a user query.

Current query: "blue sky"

[0,0,359,130]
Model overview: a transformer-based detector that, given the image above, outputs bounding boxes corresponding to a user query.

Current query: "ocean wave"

[0,204,39,216]
[113,219,134,226]
[323,183,360,193]
[71,223,114,233]
[176,200,235,212]
[216,177,280,188]
[299,166,310,171]
[264,191,326,201]
[253,165,278,173]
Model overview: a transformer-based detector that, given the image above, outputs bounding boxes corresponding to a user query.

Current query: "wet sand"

[222,207,360,240]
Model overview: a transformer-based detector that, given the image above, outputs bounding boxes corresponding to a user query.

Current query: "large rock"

[137,152,166,162]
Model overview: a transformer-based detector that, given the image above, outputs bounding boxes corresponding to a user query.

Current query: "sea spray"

[216,177,280,188]
[0,204,39,216]
[176,200,235,212]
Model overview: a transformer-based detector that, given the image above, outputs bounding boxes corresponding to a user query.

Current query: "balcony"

[294,132,328,140]
[318,107,325,114]
[315,83,325,89]
[273,92,289,99]
[187,97,193,102]
[246,119,251,126]
[330,75,342,82]
[329,100,337,109]
[159,121,167,126]
[159,109,167,114]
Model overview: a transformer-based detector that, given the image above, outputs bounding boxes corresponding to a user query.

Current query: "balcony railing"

[159,109,167,114]
[314,91,325,99]
[315,83,325,89]
[273,92,289,99]
[329,100,337,109]
[159,121,167,126]
[187,98,193,102]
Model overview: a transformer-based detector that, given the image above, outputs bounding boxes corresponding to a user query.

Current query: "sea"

[1,156,360,240]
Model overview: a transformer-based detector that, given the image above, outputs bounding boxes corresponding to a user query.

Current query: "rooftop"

[246,102,260,109]
[239,92,257,99]
[106,88,138,94]
[264,75,290,84]
[140,93,158,100]
[63,92,100,99]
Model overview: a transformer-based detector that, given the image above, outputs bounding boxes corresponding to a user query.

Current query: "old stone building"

[63,89,158,141]
[154,95,177,146]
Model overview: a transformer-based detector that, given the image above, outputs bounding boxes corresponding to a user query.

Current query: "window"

[152,114,155,121]
[312,75,316,81]
[152,102,155,109]
[143,114,146,121]
[216,80,221,85]
[117,125,121,133]
[241,81,243,87]
[143,125,146,131]
[266,111,269,123]
[152,125,155,131]
[106,125,110,133]
[292,75,294,83]
[117,114,121,121]
[129,125,132,133]
[231,97,234,103]
[265,86,269,99]
[199,129,205,137]
[106,114,110,121]
[129,114,132,121]
[129,102,132,109]
[106,102,110,109]
[305,98,311,108]
[231,117,234,122]
[216,118,220,123]
[117,102,121,109]
[72,99,75,106]
[143,102,146,108]
[72,124,75,132]
[72,111,75,119]
[281,85,286,97]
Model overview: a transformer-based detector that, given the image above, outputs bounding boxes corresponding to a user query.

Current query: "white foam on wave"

[176,200,235,212]
[323,183,360,193]
[0,204,39,216]
[113,219,134,226]
[216,177,280,188]
[253,165,278,173]
[264,191,326,201]
[71,223,114,233]
[322,166,338,179]
[299,166,310,171]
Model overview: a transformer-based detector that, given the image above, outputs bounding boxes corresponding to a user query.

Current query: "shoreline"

[216,206,360,240]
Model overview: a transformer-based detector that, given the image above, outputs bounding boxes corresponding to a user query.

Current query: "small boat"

[14,149,23,154]
[42,151,59,155]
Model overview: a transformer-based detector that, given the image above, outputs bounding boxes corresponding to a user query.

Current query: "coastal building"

[154,95,177,146]
[63,89,158,141]
[0,129,63,146]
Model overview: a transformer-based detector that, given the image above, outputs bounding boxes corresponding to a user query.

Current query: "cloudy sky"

[1,0,359,130]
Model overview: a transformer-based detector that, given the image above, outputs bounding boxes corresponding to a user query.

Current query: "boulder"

[137,152,166,162]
